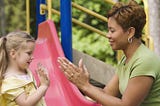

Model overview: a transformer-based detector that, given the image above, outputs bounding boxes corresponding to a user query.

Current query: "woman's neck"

[123,39,141,64]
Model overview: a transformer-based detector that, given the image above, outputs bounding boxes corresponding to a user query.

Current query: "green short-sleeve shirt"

[116,44,160,106]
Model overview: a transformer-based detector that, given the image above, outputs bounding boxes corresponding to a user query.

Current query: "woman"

[58,0,160,106]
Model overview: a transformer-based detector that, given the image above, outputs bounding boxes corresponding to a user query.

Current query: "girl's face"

[15,41,35,72]
[106,17,129,50]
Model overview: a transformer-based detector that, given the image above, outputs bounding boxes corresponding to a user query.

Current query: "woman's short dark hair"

[107,0,146,38]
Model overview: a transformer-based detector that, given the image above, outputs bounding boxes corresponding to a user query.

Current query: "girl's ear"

[9,49,17,59]
[127,27,135,38]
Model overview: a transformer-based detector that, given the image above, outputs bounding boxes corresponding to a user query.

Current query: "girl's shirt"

[116,44,160,106]
[1,70,46,106]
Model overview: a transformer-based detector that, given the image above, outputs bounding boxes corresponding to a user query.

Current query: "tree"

[3,0,26,34]
[148,0,160,56]
[0,0,6,36]
[71,0,116,65]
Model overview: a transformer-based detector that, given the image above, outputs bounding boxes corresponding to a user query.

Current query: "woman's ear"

[9,49,17,59]
[128,27,135,38]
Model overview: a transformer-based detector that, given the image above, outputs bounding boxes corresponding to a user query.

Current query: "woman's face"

[107,17,129,50]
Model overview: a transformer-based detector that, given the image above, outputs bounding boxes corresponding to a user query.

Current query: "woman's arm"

[103,74,121,97]
[58,57,153,106]
[82,76,153,106]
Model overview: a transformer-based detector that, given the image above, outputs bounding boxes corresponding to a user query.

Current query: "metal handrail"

[41,4,107,37]
[72,2,108,23]
[104,0,115,5]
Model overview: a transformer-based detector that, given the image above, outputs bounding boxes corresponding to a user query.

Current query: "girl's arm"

[15,85,48,106]
[15,64,50,106]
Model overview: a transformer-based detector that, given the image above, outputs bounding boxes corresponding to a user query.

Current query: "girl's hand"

[15,63,50,106]
[57,57,90,90]
[37,63,50,87]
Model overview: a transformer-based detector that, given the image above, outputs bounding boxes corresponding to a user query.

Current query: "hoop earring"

[128,37,132,43]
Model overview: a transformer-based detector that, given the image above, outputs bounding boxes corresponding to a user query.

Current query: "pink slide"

[29,20,101,106]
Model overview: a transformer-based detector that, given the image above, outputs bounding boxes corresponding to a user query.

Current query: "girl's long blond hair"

[0,31,35,88]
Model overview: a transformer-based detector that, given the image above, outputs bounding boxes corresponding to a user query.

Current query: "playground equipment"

[30,20,101,106]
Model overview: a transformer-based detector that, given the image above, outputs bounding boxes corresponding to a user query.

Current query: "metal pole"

[36,0,46,35]
[60,0,72,61]
[26,0,30,33]
[47,0,52,20]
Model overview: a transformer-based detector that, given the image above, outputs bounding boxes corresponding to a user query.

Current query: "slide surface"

[29,20,101,106]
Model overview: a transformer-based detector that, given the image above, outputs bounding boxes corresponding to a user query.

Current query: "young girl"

[0,31,50,106]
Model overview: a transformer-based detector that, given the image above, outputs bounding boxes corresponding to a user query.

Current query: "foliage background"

[52,0,116,65]
[1,0,159,65]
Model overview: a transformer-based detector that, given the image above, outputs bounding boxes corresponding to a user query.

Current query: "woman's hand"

[58,57,90,90]
[37,63,50,87]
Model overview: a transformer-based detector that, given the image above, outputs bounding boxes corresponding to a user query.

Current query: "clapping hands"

[57,57,90,90]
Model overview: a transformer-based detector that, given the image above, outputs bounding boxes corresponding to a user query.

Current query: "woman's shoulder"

[135,44,160,62]
[129,44,160,78]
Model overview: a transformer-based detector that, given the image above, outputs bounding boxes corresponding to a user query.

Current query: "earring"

[128,37,132,43]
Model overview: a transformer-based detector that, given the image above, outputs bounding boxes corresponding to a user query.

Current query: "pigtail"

[0,36,8,88]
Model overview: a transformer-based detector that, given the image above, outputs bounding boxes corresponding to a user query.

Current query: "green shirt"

[116,44,160,106]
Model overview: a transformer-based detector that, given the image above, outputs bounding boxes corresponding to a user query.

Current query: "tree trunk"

[0,0,6,36]
[148,0,160,56]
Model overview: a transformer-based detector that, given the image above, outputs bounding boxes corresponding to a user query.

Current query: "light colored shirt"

[116,44,160,106]
[1,70,46,106]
